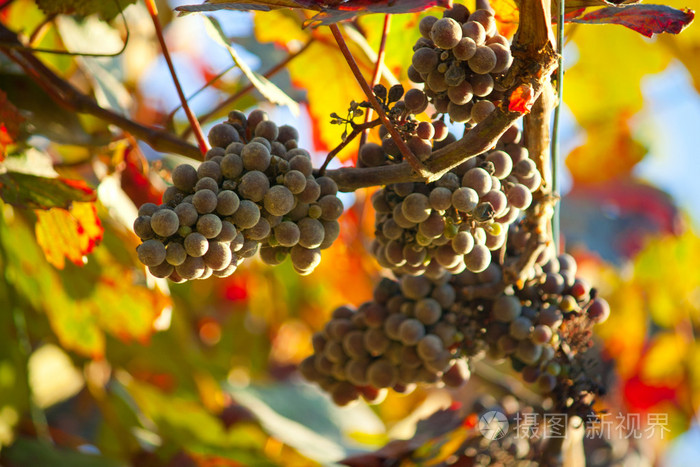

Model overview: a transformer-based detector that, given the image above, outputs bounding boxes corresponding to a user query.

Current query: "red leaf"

[569,5,695,37]
[508,84,535,113]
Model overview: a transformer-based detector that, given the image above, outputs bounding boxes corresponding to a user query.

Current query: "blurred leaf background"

[0,0,699,464]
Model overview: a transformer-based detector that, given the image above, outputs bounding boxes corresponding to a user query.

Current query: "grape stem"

[329,23,430,178]
[319,119,382,174]
[145,0,208,155]
[358,14,391,149]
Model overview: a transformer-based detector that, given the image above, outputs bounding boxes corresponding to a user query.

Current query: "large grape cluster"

[369,128,537,278]
[300,275,474,406]
[303,215,610,406]
[133,109,343,281]
[408,4,513,125]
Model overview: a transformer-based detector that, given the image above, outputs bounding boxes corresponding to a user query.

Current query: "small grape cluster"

[133,109,343,281]
[408,4,513,125]
[300,275,473,406]
[369,130,537,279]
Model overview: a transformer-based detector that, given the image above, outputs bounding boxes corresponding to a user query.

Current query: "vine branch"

[329,23,429,178]
[0,23,202,160]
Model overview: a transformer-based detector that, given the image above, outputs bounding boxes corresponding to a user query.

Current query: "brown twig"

[182,38,314,138]
[329,23,429,178]
[0,23,201,159]
[319,119,381,174]
[145,0,207,155]
[358,14,391,149]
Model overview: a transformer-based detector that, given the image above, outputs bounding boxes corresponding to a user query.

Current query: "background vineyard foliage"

[0,0,698,464]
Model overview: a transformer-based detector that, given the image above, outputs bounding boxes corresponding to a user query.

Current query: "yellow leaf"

[641,333,688,385]
[34,201,103,269]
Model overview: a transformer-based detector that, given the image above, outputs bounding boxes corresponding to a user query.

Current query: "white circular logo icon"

[479,410,509,440]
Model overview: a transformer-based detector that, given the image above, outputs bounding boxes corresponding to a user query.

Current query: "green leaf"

[203,16,299,116]
[3,438,126,467]
[34,0,137,20]
[229,382,386,464]
[0,172,96,210]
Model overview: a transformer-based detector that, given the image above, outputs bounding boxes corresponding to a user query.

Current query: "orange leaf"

[508,84,535,113]
[34,202,104,269]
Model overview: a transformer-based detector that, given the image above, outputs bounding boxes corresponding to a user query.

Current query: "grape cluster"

[408,5,513,125]
[303,215,610,405]
[370,128,537,278]
[133,110,343,281]
[299,275,474,406]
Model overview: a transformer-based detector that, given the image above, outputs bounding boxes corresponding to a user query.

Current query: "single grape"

[429,187,453,211]
[297,217,325,249]
[165,242,187,266]
[464,244,490,272]
[197,161,222,184]
[290,245,321,272]
[202,241,232,270]
[506,184,532,210]
[216,221,237,243]
[274,221,301,247]
[319,220,340,250]
[225,141,244,155]
[253,120,278,141]
[172,164,198,192]
[297,178,321,204]
[451,231,474,255]
[137,239,166,267]
[492,295,522,322]
[401,193,431,223]
[317,195,344,221]
[150,209,179,237]
[341,331,367,359]
[364,328,391,357]
[148,261,174,279]
[246,217,271,241]
[400,275,432,300]
[196,213,223,239]
[418,211,446,239]
[426,70,448,92]
[175,255,206,280]
[237,171,269,202]
[415,298,442,325]
[453,38,477,62]
[461,21,485,45]
[215,190,240,217]
[184,232,208,257]
[398,319,426,346]
[416,334,444,361]
[509,316,533,340]
[367,359,398,389]
[489,43,513,74]
[192,189,217,215]
[208,123,239,148]
[469,9,497,36]
[462,167,492,195]
[162,186,184,206]
[587,297,610,323]
[138,203,159,217]
[282,170,307,194]
[452,186,479,212]
[407,136,432,161]
[442,360,470,387]
[262,185,294,217]
[447,101,472,123]
[133,216,154,240]
[231,200,260,229]
[430,17,462,49]
[220,154,243,180]
[241,142,271,172]
[471,100,496,123]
